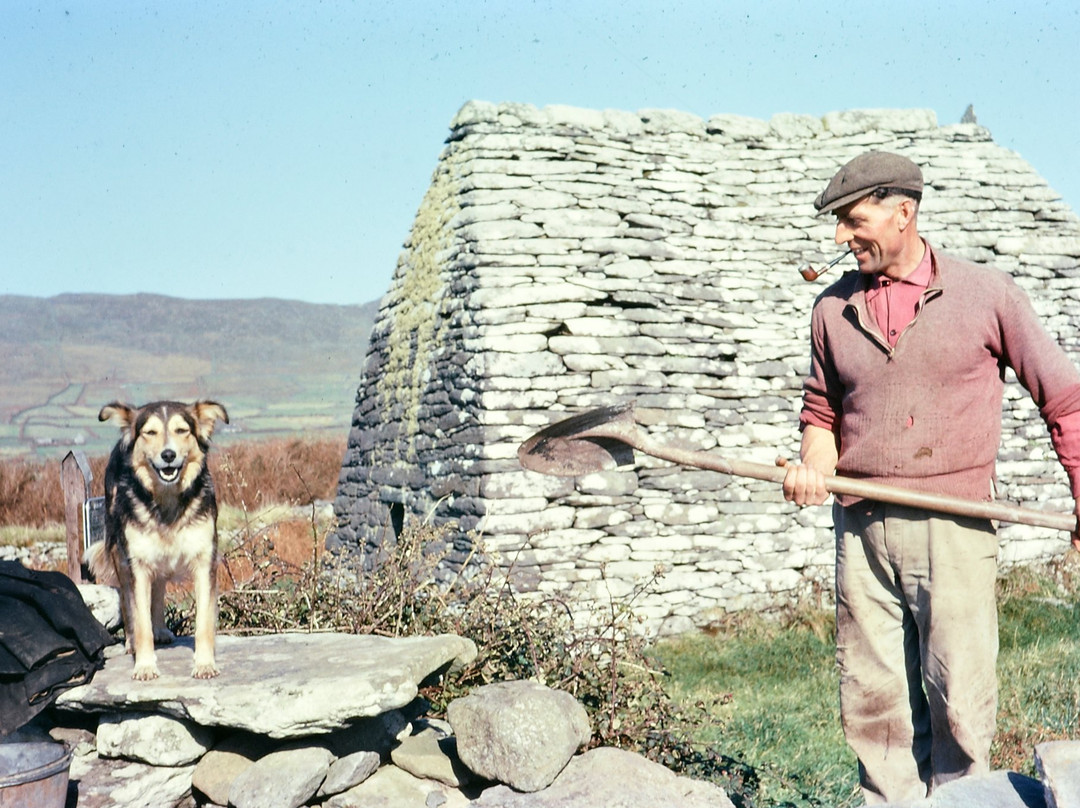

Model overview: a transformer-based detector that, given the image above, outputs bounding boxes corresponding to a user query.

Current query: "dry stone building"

[332,101,1080,632]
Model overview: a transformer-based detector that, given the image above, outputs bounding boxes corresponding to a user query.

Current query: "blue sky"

[3,1,1078,306]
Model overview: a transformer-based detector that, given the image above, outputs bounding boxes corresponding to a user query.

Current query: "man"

[781,150,1080,804]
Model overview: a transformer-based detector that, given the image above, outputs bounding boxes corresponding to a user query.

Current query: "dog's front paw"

[191,661,220,679]
[132,663,160,681]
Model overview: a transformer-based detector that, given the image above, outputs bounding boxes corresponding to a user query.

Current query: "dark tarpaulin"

[0,561,114,736]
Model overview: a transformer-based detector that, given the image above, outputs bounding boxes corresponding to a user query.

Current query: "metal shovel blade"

[517,403,637,476]
[518,402,1078,533]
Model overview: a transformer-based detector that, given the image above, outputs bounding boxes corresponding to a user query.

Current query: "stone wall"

[332,101,1080,632]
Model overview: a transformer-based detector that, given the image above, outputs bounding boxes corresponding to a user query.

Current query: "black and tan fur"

[87,400,228,680]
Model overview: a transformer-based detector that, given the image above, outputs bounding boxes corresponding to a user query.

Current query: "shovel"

[517,402,1078,533]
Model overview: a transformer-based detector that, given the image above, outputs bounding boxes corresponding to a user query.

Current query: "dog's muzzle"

[154,450,183,484]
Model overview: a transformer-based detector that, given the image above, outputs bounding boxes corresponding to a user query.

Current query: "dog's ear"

[99,403,136,430]
[191,401,229,442]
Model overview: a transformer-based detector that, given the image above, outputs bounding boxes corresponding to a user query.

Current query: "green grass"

[992,561,1080,773]
[654,555,1080,807]
[654,611,860,807]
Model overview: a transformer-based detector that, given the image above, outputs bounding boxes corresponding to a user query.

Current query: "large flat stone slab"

[56,632,476,738]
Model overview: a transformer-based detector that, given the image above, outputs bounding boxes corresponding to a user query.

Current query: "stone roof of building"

[334,101,1080,629]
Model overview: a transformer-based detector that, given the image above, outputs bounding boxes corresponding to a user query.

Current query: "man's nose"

[835,222,852,245]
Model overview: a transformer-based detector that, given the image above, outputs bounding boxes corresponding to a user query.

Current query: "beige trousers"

[834,502,999,805]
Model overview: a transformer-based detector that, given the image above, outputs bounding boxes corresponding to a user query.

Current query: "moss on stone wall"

[372,155,461,465]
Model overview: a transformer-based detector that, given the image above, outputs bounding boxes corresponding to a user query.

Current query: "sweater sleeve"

[800,389,839,432]
[998,277,1080,424]
[1050,410,1080,499]
[800,300,843,433]
[997,275,1080,496]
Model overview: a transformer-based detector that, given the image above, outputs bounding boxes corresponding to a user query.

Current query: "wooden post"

[61,451,93,583]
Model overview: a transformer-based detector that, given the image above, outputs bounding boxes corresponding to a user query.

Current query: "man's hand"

[778,457,831,506]
[780,423,839,507]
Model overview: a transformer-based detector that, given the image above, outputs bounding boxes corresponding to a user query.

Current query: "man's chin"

[853,253,877,274]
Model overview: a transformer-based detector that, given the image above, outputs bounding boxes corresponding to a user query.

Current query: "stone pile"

[333,101,1080,631]
[5,585,735,808]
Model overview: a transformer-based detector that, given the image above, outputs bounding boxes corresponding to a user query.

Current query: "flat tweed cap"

[814,151,924,215]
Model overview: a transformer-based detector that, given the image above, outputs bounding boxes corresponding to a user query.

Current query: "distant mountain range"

[0,293,378,459]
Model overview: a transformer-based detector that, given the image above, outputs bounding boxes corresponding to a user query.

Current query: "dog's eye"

[175,426,190,436]
[142,429,158,437]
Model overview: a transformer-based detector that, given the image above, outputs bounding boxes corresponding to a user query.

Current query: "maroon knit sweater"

[803,246,1080,503]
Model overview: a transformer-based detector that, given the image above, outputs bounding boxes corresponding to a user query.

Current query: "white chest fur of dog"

[88,400,228,681]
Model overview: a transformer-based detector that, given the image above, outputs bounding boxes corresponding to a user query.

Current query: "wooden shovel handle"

[645,442,1078,533]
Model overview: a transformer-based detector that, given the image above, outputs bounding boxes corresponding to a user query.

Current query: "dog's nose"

[161,449,177,464]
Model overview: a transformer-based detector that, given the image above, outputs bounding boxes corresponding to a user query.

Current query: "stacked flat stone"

[333,101,1080,632]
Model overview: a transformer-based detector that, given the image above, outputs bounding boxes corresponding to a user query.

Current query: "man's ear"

[895,197,918,232]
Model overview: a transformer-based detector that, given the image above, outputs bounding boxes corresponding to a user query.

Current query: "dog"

[87,400,229,680]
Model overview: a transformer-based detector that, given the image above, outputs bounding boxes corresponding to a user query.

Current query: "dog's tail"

[84,541,119,587]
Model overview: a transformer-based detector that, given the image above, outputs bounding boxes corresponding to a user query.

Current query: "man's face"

[832,194,908,278]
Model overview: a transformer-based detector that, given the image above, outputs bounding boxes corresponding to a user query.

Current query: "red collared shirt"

[865,243,933,348]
